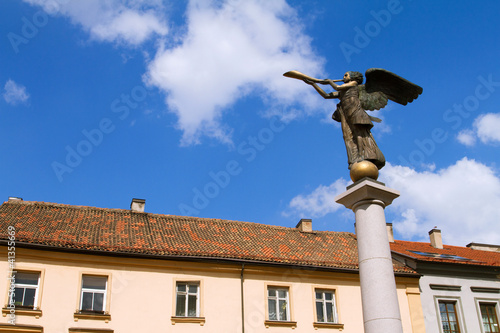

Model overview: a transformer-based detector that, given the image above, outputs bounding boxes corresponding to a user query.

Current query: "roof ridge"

[0,200,414,273]
[2,200,356,235]
[394,239,500,252]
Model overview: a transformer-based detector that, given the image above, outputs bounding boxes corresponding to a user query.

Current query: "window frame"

[2,268,45,318]
[175,281,200,318]
[314,288,339,324]
[264,284,296,328]
[78,274,109,314]
[11,271,41,310]
[171,280,205,326]
[475,298,500,333]
[266,285,291,322]
[435,296,466,333]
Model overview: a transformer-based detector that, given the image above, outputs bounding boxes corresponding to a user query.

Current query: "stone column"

[335,178,402,333]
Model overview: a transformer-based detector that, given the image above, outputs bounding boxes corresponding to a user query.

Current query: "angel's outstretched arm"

[327,79,357,91]
[304,80,339,99]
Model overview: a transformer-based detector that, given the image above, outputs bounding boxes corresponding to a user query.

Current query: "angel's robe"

[333,84,385,170]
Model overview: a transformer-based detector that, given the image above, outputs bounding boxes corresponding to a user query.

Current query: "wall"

[0,247,423,332]
[419,274,500,333]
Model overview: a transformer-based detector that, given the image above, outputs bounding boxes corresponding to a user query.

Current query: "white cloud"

[457,129,476,146]
[23,0,327,145]
[23,0,168,45]
[284,158,500,246]
[145,0,325,145]
[392,209,419,239]
[283,178,349,218]
[380,159,500,246]
[457,113,500,146]
[475,113,500,144]
[3,80,30,105]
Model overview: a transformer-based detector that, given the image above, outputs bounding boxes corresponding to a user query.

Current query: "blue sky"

[1,0,500,246]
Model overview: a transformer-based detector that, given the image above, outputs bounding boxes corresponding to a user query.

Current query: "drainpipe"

[241,263,245,333]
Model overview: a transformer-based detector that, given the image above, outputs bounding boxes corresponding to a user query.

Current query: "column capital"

[335,178,400,210]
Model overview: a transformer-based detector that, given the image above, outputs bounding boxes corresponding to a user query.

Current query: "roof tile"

[390,240,500,266]
[0,200,418,273]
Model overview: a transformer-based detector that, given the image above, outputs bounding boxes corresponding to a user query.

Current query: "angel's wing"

[359,85,388,111]
[364,68,423,106]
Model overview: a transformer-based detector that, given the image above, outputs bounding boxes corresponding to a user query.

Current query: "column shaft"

[335,179,402,333]
[354,200,403,333]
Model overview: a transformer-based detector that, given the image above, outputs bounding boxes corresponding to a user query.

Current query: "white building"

[390,226,500,333]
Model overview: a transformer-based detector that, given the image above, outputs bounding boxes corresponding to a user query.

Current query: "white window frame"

[435,296,466,333]
[314,289,339,323]
[267,286,290,321]
[79,275,107,313]
[475,298,500,333]
[12,271,40,309]
[175,282,200,317]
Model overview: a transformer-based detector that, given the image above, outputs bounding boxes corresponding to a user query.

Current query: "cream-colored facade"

[1,246,425,333]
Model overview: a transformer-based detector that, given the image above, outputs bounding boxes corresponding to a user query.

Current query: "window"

[267,287,290,321]
[80,275,107,313]
[12,271,40,309]
[409,251,473,261]
[439,300,461,333]
[315,289,338,323]
[175,282,200,317]
[480,303,499,333]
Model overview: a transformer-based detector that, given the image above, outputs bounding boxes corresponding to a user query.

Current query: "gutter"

[241,263,245,333]
[0,241,419,277]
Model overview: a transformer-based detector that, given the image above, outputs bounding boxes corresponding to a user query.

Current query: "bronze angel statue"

[284,68,422,173]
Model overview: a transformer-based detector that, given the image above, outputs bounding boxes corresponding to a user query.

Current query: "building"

[0,198,425,332]
[389,225,500,333]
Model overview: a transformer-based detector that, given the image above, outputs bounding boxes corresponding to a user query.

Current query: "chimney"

[466,243,500,252]
[130,198,145,213]
[387,223,395,243]
[429,228,443,249]
[8,197,23,202]
[296,219,312,232]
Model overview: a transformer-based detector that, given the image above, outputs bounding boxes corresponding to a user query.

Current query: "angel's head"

[345,71,363,84]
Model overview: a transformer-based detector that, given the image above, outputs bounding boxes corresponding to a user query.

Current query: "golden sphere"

[350,160,379,182]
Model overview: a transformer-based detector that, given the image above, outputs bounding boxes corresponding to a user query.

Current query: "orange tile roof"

[0,200,415,274]
[390,240,500,267]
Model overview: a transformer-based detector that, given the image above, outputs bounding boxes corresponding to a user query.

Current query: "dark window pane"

[23,288,36,308]
[15,272,39,285]
[177,284,186,292]
[315,292,322,300]
[278,289,287,299]
[14,288,25,306]
[187,295,197,316]
[439,301,460,333]
[316,301,324,322]
[268,299,276,320]
[81,292,93,311]
[82,276,106,290]
[480,303,500,333]
[325,292,333,301]
[268,289,276,297]
[94,293,104,312]
[188,285,198,293]
[279,300,287,321]
[176,295,185,316]
[326,303,334,322]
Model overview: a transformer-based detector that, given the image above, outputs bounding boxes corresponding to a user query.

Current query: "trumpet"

[283,70,343,84]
